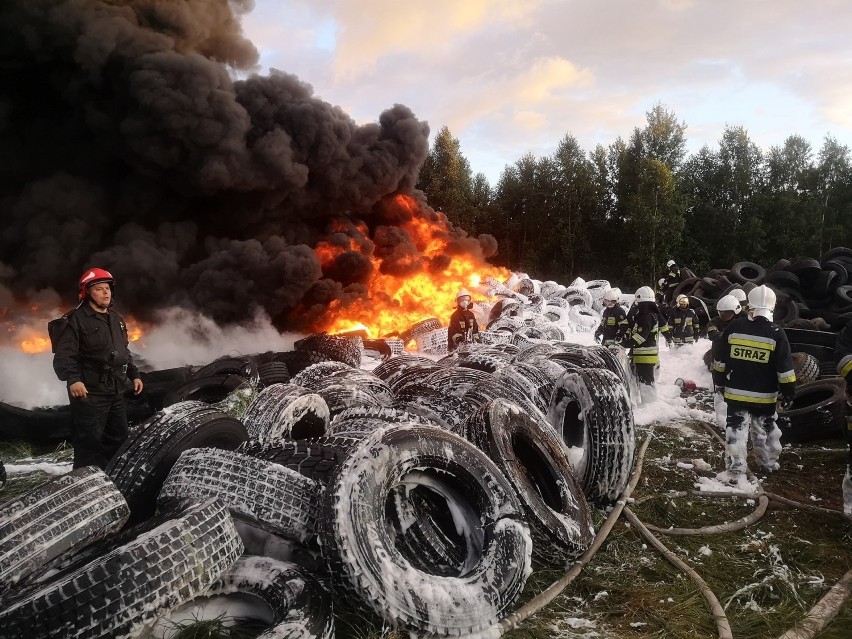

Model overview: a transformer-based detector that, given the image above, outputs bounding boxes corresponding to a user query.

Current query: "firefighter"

[625,286,671,403]
[730,288,748,314]
[594,289,628,346]
[711,285,796,485]
[447,288,481,352]
[53,268,143,470]
[705,294,742,430]
[670,294,699,346]
[832,317,852,518]
[662,259,681,303]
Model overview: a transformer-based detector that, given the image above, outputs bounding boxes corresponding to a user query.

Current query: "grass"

[1,416,850,638]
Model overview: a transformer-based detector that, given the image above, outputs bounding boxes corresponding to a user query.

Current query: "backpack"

[47,309,76,353]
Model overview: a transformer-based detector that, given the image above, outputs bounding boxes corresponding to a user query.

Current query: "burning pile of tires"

[0,335,636,639]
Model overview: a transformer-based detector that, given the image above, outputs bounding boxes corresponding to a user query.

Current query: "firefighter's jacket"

[663,267,681,301]
[447,307,480,351]
[835,320,852,383]
[53,304,139,393]
[711,315,796,414]
[626,302,671,365]
[706,315,735,343]
[670,306,698,344]
[595,304,628,345]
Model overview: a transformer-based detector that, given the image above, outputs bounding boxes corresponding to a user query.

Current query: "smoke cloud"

[0,0,497,331]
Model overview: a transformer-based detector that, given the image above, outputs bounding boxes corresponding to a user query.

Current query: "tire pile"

[679,249,851,443]
[0,335,637,638]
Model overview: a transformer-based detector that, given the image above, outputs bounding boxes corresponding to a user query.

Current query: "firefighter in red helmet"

[53,268,143,470]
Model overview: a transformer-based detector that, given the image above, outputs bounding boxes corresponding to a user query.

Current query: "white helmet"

[657,277,666,288]
[666,259,677,268]
[676,294,689,306]
[729,288,747,304]
[716,295,741,314]
[747,285,776,320]
[456,288,471,300]
[611,287,621,298]
[635,286,655,303]
[602,289,619,303]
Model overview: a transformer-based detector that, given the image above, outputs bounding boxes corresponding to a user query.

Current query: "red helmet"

[78,267,115,301]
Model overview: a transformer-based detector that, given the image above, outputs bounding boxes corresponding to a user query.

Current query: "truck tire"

[158,448,323,544]
[239,435,363,487]
[779,380,846,442]
[0,467,129,597]
[546,367,635,504]
[320,425,532,637]
[106,401,248,524]
[242,383,329,444]
[0,498,242,639]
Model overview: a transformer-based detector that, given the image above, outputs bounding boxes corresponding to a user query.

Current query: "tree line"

[416,104,852,289]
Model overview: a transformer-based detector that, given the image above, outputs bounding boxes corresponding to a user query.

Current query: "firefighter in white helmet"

[594,289,628,346]
[670,294,698,346]
[711,285,796,485]
[625,285,671,403]
[661,259,681,303]
[729,287,748,314]
[832,311,852,518]
[705,294,742,431]
[447,288,481,352]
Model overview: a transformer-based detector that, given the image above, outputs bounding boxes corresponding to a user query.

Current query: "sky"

[240,0,852,185]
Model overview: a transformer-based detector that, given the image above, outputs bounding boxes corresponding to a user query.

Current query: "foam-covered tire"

[394,382,471,431]
[420,366,494,398]
[294,333,361,368]
[151,557,333,639]
[386,363,443,394]
[0,467,129,597]
[0,498,243,639]
[291,361,358,388]
[192,356,259,385]
[327,406,434,436]
[372,355,436,384]
[239,435,363,487]
[463,377,546,420]
[241,383,330,444]
[460,399,593,564]
[320,425,532,637]
[158,448,323,544]
[779,380,846,442]
[546,368,636,504]
[106,401,248,524]
[400,318,443,344]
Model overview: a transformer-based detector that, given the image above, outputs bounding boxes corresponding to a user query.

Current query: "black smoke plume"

[0,0,495,331]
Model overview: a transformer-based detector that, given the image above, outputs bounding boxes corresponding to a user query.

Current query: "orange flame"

[315,194,509,338]
[3,309,145,355]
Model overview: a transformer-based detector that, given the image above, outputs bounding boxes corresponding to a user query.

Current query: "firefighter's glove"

[778,395,794,412]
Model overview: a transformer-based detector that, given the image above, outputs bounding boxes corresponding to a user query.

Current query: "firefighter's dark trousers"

[70,391,129,470]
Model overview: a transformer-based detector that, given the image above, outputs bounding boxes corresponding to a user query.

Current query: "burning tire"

[460,400,593,564]
[546,368,635,504]
[320,425,532,637]
[242,383,330,444]
[0,467,129,597]
[0,498,243,639]
[779,379,846,443]
[158,448,323,544]
[106,401,248,524]
[150,557,333,639]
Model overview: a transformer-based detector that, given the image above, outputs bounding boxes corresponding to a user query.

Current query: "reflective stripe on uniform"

[633,345,659,364]
[728,333,776,351]
[777,369,796,384]
[723,387,778,404]
[839,354,852,379]
[712,360,726,373]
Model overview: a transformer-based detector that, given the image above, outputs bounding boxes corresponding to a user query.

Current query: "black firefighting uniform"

[705,315,735,343]
[447,307,480,352]
[625,302,671,387]
[711,315,796,414]
[53,304,139,470]
[833,321,852,512]
[662,266,681,302]
[670,305,698,345]
[595,304,628,346]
